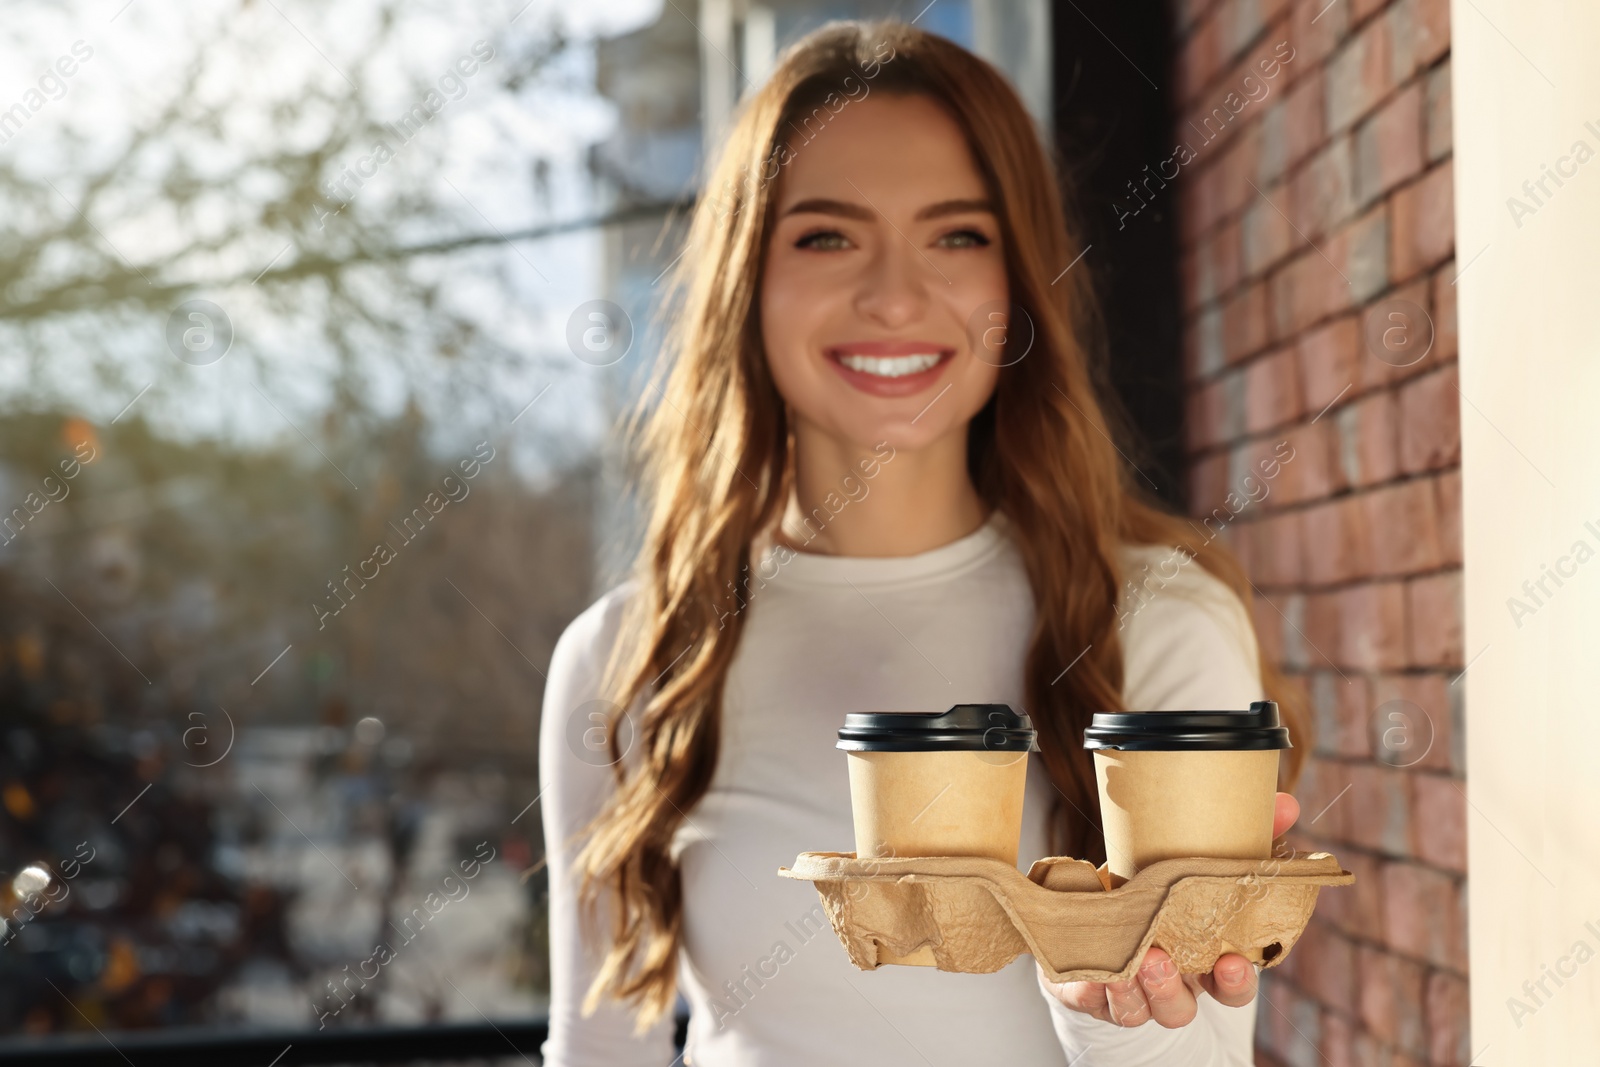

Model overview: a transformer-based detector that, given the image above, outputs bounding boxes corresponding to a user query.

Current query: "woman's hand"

[1038,792,1301,1027]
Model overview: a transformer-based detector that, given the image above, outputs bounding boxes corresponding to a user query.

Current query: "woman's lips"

[824,342,955,398]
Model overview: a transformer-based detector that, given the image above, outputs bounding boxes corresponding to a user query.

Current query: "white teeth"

[836,352,943,377]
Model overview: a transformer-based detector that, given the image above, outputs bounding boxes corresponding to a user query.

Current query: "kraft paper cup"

[838,704,1035,966]
[1084,701,1291,887]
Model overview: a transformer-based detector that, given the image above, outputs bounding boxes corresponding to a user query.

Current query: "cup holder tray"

[777,849,1353,982]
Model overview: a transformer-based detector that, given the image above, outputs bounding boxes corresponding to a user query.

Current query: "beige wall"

[1453,0,1600,1057]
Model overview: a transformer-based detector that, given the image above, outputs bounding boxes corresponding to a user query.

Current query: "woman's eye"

[938,228,991,249]
[795,229,850,251]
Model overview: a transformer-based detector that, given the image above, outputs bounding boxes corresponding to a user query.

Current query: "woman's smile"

[825,338,956,396]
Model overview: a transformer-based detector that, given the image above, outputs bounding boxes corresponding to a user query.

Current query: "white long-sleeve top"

[538,508,1265,1066]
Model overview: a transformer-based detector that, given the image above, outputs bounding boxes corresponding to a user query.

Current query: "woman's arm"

[539,583,678,1067]
[1036,551,1275,1063]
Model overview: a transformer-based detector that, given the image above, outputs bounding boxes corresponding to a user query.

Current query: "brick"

[1407,570,1464,667]
[1319,1012,1356,1067]
[1426,970,1472,1066]
[1344,581,1410,670]
[1263,980,1317,1059]
[1259,419,1341,506]
[1301,496,1372,585]
[1435,469,1462,565]
[1431,262,1458,362]
[1196,304,1226,377]
[1358,943,1429,1054]
[1187,159,1225,245]
[1425,59,1452,162]
[1331,202,1391,306]
[1282,67,1325,169]
[1173,0,1211,36]
[1364,278,1435,384]
[1219,122,1266,222]
[1303,582,1407,671]
[1205,28,1301,144]
[1293,755,1347,841]
[1411,0,1451,69]
[1371,673,1455,774]
[1334,674,1375,761]
[1244,346,1303,432]
[1397,365,1461,473]
[1335,389,1401,487]
[1298,315,1362,414]
[1223,280,1271,363]
[1355,84,1425,207]
[1350,0,1386,24]
[1363,480,1443,576]
[1307,672,1342,758]
[1341,761,1412,854]
[1188,373,1235,451]
[1391,160,1455,282]
[1190,450,1232,509]
[1215,216,1245,294]
[1287,0,1348,81]
[1218,0,1266,61]
[1326,16,1395,134]
[1410,772,1467,873]
[1381,860,1467,973]
[1277,589,1311,670]
[1309,670,1372,759]
[1243,184,1296,276]
[1252,590,1289,666]
[1258,101,1289,187]
[1319,848,1384,941]
[1289,919,1357,1016]
[1271,246,1348,338]
[1243,507,1304,586]
[1290,136,1356,239]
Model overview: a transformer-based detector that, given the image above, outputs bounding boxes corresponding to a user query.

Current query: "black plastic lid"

[837,703,1036,752]
[1082,700,1292,751]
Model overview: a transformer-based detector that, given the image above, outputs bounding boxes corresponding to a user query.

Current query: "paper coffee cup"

[838,704,1035,966]
[1083,701,1291,887]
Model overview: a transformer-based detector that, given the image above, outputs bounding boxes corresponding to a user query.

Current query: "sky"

[0,0,674,490]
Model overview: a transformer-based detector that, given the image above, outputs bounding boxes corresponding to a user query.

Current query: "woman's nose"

[851,237,936,328]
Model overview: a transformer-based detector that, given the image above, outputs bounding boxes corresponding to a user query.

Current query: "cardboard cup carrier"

[836,704,1034,965]
[785,699,1350,978]
[1084,700,1291,887]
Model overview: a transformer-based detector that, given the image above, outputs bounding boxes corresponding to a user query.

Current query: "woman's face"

[760,92,1008,454]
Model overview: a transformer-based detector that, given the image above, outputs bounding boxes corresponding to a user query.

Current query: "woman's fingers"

[1135,947,1198,1028]
[1199,952,1259,1008]
[1273,792,1301,838]
[1103,971,1153,1026]
[1039,949,1256,1028]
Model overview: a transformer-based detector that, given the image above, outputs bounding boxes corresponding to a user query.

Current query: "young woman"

[538,19,1308,1066]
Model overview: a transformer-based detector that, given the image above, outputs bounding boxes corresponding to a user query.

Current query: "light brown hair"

[567,18,1309,1032]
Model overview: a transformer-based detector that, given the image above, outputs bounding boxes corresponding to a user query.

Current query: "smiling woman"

[539,17,1308,1067]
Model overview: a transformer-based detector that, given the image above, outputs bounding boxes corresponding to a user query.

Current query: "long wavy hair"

[568,18,1309,1031]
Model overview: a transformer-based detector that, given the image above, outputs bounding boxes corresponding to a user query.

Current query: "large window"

[0,0,641,1051]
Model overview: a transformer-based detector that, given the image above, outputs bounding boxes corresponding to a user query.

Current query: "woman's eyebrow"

[780,197,996,221]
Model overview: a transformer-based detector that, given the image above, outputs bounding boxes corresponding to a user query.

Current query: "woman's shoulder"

[548,579,642,694]
[1113,542,1263,711]
[539,580,645,797]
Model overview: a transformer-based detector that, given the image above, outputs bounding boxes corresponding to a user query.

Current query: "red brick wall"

[1170,0,1466,1062]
